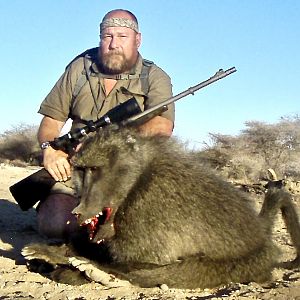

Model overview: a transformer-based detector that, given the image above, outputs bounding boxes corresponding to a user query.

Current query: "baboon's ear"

[126,135,139,151]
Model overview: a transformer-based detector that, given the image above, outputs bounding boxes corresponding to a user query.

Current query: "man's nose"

[109,36,119,49]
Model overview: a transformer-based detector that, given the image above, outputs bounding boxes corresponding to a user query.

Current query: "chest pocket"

[118,86,146,112]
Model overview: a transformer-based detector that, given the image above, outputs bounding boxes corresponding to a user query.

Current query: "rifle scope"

[51,97,142,150]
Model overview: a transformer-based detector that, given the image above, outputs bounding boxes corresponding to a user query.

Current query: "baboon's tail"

[116,242,279,289]
[259,188,300,267]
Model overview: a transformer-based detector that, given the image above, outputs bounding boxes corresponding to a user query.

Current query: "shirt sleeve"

[38,59,82,122]
[146,65,175,122]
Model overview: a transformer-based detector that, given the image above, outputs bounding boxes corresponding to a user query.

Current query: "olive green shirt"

[38,52,175,130]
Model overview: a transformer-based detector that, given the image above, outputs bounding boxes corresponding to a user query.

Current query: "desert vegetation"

[1,115,300,184]
[195,115,300,184]
[0,123,40,166]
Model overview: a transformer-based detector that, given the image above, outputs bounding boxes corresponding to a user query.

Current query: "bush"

[0,124,40,164]
[197,115,300,183]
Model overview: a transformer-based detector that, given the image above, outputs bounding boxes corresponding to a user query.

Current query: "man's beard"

[99,51,135,75]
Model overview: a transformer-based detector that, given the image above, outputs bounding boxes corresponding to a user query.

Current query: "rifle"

[9,67,236,211]
[9,98,143,211]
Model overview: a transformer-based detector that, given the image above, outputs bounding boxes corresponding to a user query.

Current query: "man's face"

[99,26,141,74]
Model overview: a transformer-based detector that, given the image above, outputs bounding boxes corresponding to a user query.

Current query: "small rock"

[160,283,169,291]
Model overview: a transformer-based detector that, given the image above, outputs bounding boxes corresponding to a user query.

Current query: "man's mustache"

[106,51,123,57]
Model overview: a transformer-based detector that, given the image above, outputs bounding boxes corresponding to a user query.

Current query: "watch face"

[41,142,51,150]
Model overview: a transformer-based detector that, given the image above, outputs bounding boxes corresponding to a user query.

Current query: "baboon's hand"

[69,257,131,287]
[22,243,70,266]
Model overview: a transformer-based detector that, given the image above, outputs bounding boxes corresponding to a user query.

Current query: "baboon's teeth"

[66,220,71,225]
[97,239,104,244]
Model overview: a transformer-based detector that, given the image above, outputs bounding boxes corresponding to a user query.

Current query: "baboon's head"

[72,125,142,169]
[70,126,161,242]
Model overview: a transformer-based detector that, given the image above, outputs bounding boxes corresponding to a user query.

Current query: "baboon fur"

[25,126,300,289]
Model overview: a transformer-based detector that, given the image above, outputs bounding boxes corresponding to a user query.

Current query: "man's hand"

[42,146,71,182]
[38,116,71,181]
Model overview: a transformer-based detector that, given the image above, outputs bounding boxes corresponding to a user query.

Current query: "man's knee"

[37,193,79,239]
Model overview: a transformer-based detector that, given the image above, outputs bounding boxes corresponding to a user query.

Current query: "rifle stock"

[9,168,56,211]
[10,67,236,211]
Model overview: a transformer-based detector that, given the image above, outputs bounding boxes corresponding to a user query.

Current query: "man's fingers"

[47,167,60,182]
[43,149,72,182]
[63,160,72,178]
[56,161,71,182]
[47,159,71,182]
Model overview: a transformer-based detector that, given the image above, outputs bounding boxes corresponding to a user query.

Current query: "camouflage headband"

[100,17,139,33]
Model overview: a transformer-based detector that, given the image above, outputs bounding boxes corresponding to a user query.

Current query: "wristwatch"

[40,141,51,150]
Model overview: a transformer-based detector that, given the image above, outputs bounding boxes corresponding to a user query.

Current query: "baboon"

[23,126,300,289]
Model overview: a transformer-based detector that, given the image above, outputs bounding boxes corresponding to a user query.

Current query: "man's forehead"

[100,17,139,34]
[101,26,135,35]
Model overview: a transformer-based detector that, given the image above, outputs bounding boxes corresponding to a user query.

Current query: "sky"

[0,0,299,149]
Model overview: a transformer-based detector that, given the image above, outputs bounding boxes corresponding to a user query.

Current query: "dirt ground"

[0,164,300,300]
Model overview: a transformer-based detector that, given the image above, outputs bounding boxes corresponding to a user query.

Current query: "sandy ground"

[0,164,300,300]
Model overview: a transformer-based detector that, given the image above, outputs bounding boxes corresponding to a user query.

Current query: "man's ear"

[136,32,141,48]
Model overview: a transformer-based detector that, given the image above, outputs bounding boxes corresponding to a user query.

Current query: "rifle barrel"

[124,67,236,124]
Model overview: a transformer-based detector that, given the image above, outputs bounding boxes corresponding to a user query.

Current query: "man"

[36,9,175,239]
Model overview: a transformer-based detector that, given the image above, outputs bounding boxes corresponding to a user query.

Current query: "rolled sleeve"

[38,60,82,122]
[146,66,175,122]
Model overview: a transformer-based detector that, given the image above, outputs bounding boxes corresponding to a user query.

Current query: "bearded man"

[36,9,175,239]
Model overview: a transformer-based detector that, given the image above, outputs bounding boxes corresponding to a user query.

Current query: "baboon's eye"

[74,167,85,172]
[89,166,100,170]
